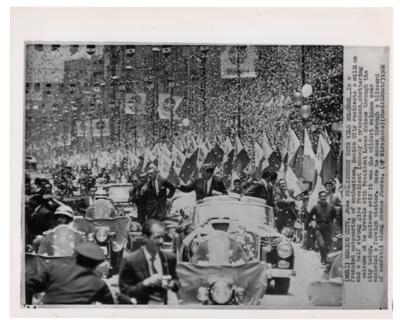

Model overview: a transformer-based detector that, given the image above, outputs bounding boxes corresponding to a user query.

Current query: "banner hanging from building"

[125,92,147,115]
[221,46,257,79]
[157,93,182,120]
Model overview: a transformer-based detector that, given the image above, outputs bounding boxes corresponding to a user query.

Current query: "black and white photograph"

[23,43,345,308]
[8,6,392,318]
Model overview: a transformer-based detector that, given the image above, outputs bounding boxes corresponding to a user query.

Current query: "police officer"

[26,242,114,304]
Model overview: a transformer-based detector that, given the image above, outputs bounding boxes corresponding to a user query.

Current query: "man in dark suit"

[26,242,114,304]
[243,169,277,208]
[274,179,298,234]
[178,163,227,201]
[140,168,176,221]
[119,220,180,304]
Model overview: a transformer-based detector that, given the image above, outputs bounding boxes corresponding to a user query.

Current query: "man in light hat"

[54,205,74,226]
[140,167,176,221]
[26,242,114,304]
[179,163,227,201]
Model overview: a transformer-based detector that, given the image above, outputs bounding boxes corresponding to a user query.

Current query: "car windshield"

[38,225,84,257]
[107,185,132,202]
[196,202,271,227]
[191,231,248,266]
[86,199,116,219]
[169,192,196,217]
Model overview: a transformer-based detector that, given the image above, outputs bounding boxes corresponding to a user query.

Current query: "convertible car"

[176,195,296,303]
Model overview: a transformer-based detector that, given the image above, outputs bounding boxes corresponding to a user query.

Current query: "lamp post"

[145,78,155,145]
[200,46,209,134]
[235,46,247,139]
[168,77,175,140]
[152,46,161,145]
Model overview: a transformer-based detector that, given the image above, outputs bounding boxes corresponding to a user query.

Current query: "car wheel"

[274,278,290,294]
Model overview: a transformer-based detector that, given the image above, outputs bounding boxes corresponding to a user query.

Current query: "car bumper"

[267,268,296,279]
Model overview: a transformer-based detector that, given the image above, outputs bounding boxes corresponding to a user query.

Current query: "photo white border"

[9,6,393,319]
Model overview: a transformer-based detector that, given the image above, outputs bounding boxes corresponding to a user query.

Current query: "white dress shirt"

[206,177,212,194]
[143,247,163,275]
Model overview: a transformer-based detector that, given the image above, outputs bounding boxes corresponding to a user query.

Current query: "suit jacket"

[243,180,275,208]
[274,188,298,222]
[179,176,227,201]
[119,248,179,304]
[141,177,175,220]
[26,257,114,304]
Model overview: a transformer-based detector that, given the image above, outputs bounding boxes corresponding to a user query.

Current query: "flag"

[261,131,281,172]
[211,142,224,164]
[158,93,183,120]
[186,136,197,159]
[261,131,274,170]
[196,141,209,170]
[307,175,324,212]
[316,134,337,185]
[221,46,257,78]
[222,136,234,177]
[233,136,250,174]
[285,166,302,197]
[158,150,172,179]
[160,143,171,159]
[92,119,110,137]
[302,128,317,184]
[76,120,90,138]
[254,141,265,179]
[125,92,147,115]
[171,145,186,176]
[144,148,157,172]
[287,128,301,163]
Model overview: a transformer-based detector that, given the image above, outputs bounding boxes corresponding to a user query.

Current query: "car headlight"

[277,241,293,259]
[209,281,233,304]
[95,226,109,243]
[233,286,245,303]
[196,286,209,303]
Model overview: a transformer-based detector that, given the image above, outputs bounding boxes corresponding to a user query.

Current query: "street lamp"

[168,77,175,140]
[200,46,209,134]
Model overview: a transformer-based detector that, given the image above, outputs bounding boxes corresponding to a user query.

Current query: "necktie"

[204,179,207,195]
[150,256,158,275]
[154,181,158,196]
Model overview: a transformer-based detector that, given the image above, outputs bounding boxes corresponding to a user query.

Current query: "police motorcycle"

[73,194,130,278]
[307,250,343,306]
[25,224,85,305]
[176,230,268,305]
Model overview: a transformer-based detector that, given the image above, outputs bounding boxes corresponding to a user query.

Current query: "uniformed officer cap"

[74,242,105,262]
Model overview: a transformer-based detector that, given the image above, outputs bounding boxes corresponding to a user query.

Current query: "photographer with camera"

[119,220,180,304]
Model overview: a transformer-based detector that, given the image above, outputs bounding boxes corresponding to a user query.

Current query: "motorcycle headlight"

[196,287,209,303]
[233,286,246,303]
[95,227,109,243]
[209,281,233,305]
[277,241,293,259]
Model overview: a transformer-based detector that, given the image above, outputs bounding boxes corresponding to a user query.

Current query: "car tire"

[274,278,290,294]
[265,279,273,294]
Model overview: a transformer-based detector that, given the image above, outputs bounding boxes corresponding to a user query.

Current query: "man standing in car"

[179,163,227,201]
[140,168,176,221]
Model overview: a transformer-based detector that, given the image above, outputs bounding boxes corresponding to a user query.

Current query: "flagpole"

[152,46,160,146]
[200,46,208,135]
[236,47,243,139]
